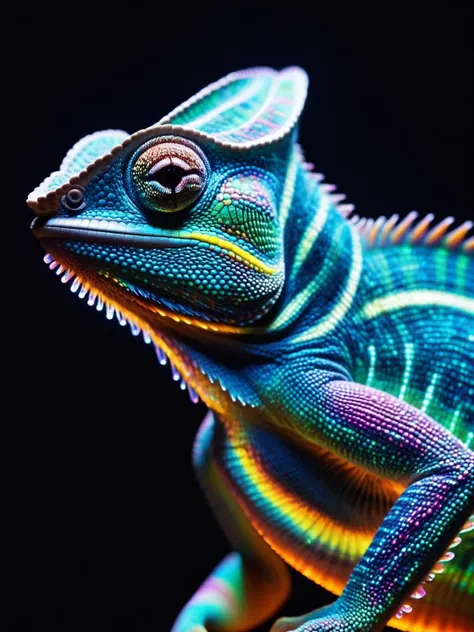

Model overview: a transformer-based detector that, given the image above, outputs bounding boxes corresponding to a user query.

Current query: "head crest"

[28,67,308,214]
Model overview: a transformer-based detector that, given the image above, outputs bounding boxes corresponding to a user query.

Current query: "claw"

[270,617,297,632]
[270,610,322,632]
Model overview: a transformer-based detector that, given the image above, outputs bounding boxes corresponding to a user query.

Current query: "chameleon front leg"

[272,371,474,632]
[172,411,291,632]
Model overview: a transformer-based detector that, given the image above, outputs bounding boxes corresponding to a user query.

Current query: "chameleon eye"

[130,138,208,213]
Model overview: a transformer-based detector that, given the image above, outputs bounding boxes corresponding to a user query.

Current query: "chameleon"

[27,67,473,632]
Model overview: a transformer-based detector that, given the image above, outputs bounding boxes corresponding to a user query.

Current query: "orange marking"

[380,215,399,244]
[409,214,434,243]
[425,217,455,244]
[390,212,418,244]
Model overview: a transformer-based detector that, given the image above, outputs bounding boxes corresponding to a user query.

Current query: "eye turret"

[129,137,208,213]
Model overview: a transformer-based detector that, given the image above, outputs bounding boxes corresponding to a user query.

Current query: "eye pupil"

[151,165,186,191]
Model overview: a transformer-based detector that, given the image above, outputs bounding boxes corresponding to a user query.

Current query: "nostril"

[62,186,86,212]
[67,189,83,205]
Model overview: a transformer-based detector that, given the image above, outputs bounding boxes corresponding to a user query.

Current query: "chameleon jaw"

[31,216,280,276]
[40,251,256,410]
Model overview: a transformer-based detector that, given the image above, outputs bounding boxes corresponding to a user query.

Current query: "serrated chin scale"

[42,252,252,409]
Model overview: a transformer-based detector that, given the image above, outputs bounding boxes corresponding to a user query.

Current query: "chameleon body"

[28,67,473,632]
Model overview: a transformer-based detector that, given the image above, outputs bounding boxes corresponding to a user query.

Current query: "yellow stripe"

[292,232,363,343]
[184,231,279,275]
[268,223,346,331]
[362,290,474,319]
[237,447,372,556]
[291,191,331,278]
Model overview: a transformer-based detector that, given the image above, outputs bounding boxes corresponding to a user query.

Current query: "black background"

[11,4,472,631]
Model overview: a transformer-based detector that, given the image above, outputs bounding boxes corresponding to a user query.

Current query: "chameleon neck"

[144,157,361,408]
[265,160,362,344]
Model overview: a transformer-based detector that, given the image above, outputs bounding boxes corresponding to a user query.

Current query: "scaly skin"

[28,67,473,631]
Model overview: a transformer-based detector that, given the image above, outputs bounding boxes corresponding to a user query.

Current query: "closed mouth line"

[32,217,279,275]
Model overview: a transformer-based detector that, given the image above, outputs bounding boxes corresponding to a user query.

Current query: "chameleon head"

[28,67,308,330]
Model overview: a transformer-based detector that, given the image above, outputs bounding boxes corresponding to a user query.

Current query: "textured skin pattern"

[28,67,473,631]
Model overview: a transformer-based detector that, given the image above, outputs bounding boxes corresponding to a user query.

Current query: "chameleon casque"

[28,67,473,632]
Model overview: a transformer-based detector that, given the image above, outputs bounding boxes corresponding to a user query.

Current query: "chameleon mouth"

[31,217,279,275]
